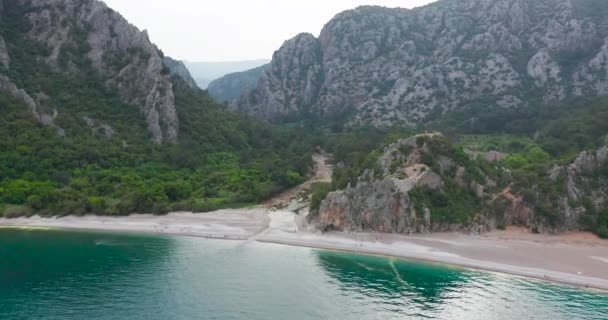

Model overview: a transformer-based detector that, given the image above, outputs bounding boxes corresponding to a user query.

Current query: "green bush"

[2,205,33,218]
[596,226,608,239]
[310,183,331,212]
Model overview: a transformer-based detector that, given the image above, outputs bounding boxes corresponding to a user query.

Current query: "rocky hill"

[310,134,498,233]
[309,133,608,236]
[236,0,608,126]
[208,64,268,102]
[0,0,203,143]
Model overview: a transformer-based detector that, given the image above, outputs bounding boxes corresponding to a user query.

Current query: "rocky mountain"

[0,0,200,143]
[236,0,608,126]
[208,64,269,102]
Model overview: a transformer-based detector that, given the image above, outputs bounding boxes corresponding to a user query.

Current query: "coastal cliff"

[309,133,608,236]
[310,134,494,233]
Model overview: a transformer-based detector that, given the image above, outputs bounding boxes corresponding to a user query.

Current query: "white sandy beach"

[1,208,608,291]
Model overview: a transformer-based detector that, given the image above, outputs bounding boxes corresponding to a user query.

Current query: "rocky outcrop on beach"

[311,134,494,233]
[308,133,608,235]
[0,0,192,143]
[237,0,608,126]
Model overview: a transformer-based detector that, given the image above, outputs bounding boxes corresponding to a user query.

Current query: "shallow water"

[0,228,607,320]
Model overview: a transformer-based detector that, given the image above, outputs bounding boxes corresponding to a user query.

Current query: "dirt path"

[263,153,332,210]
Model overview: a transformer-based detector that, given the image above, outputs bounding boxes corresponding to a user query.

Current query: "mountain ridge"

[235,0,608,128]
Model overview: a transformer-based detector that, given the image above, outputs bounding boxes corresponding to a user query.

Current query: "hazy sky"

[102,0,436,62]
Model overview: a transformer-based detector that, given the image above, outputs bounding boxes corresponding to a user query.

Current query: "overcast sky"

[102,0,436,62]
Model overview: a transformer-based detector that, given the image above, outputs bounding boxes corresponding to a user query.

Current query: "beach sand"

[1,209,607,291]
[0,209,269,240]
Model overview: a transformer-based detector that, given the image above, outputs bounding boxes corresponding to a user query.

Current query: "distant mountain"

[184,60,269,89]
[235,0,608,129]
[208,64,269,102]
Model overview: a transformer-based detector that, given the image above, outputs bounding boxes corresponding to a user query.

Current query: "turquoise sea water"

[0,228,607,320]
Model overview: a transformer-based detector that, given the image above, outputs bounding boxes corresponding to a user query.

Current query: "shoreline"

[257,237,608,293]
[1,211,608,292]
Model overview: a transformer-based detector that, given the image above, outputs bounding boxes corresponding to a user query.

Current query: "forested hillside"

[0,0,314,217]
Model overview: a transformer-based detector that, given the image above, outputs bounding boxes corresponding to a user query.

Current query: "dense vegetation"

[0,3,315,217]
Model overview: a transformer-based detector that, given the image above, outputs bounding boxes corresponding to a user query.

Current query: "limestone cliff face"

[311,134,489,233]
[0,0,191,143]
[238,0,608,126]
[163,57,198,90]
[315,170,432,234]
[547,147,608,232]
[235,33,324,121]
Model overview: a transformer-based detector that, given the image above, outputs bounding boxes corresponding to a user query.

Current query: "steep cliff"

[163,57,198,90]
[543,147,608,233]
[237,0,608,127]
[1,0,184,143]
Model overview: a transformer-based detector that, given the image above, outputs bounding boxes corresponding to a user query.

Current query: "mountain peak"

[0,0,203,143]
[234,0,608,128]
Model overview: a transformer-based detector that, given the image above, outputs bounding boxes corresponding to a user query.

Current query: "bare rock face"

[162,57,198,90]
[10,0,181,143]
[548,146,608,231]
[235,33,323,121]
[238,0,608,127]
[0,36,9,68]
[316,170,431,234]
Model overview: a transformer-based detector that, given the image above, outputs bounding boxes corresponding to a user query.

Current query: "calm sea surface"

[0,228,607,320]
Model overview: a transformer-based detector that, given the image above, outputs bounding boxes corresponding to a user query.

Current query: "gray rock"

[15,0,180,143]
[0,36,9,68]
[83,116,115,138]
[314,177,425,234]
[236,0,608,127]
[485,150,507,162]
[0,74,65,135]
[544,146,608,231]
[235,33,323,120]
[162,57,198,89]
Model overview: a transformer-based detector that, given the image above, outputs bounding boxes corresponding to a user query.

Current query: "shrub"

[596,226,608,239]
[2,205,33,218]
[310,183,331,212]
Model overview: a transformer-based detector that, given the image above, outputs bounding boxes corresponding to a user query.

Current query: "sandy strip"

[0,209,269,240]
[1,210,608,291]
[257,211,608,291]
